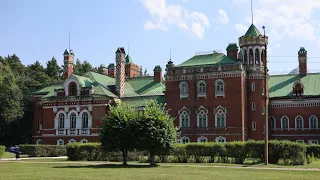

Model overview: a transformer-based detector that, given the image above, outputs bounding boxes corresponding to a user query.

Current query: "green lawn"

[1,152,28,158]
[1,161,320,180]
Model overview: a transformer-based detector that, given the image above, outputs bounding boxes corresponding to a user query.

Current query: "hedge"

[306,145,320,158]
[19,144,66,157]
[66,143,146,161]
[0,146,5,158]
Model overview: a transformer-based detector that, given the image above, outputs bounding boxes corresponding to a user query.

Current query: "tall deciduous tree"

[100,103,138,165]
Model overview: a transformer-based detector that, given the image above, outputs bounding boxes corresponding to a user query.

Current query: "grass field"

[1,152,28,158]
[1,160,320,180]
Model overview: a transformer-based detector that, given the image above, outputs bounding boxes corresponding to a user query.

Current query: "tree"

[81,60,92,75]
[46,57,61,79]
[100,103,138,165]
[97,64,105,75]
[139,66,143,77]
[144,68,147,76]
[134,101,176,165]
[73,59,82,75]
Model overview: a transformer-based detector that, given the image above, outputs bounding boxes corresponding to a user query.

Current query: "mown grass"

[1,152,28,158]
[1,161,320,180]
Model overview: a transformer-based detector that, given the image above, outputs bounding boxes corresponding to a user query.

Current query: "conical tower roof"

[244,24,262,36]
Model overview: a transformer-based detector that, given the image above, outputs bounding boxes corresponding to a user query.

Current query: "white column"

[253,48,256,65]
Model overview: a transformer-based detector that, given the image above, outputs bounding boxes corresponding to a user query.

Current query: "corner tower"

[239,24,268,140]
[63,49,74,79]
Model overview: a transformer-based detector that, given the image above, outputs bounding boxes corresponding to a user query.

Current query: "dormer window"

[293,80,304,97]
[70,84,77,96]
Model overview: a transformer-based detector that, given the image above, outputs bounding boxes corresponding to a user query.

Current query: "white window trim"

[197,136,208,143]
[68,139,76,143]
[309,115,318,130]
[296,140,304,143]
[215,136,226,143]
[281,116,290,130]
[269,116,276,129]
[180,136,190,144]
[179,81,189,99]
[79,109,92,129]
[308,140,319,145]
[214,79,225,97]
[179,111,190,128]
[80,139,88,143]
[36,139,43,144]
[295,115,304,130]
[252,121,256,131]
[63,75,81,97]
[57,139,64,145]
[197,80,207,97]
[215,112,226,128]
[252,102,256,111]
[197,110,208,128]
[251,82,255,92]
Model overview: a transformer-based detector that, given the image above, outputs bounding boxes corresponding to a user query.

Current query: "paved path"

[0,156,67,161]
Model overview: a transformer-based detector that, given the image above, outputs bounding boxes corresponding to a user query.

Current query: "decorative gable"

[292,79,304,97]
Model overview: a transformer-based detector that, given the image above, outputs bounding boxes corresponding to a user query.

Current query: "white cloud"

[217,9,229,24]
[139,0,210,39]
[234,24,247,34]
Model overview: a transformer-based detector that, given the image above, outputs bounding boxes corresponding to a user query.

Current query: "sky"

[1,0,320,75]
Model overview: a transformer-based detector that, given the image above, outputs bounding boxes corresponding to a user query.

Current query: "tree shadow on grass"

[53,164,159,169]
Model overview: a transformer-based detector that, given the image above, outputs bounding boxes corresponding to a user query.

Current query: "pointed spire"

[251,0,254,24]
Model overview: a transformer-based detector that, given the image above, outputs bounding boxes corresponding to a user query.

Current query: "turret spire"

[251,0,254,24]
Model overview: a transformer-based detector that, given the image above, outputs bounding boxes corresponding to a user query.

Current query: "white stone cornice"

[270,99,320,108]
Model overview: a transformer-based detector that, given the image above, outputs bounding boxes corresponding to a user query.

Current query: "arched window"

[57,139,64,145]
[179,82,188,98]
[59,114,65,129]
[36,139,43,144]
[70,113,76,129]
[281,116,289,130]
[82,112,89,129]
[269,117,276,130]
[80,139,88,143]
[197,110,207,128]
[251,82,255,92]
[197,136,208,143]
[249,49,254,64]
[197,80,206,97]
[180,136,190,144]
[255,49,260,64]
[180,111,190,128]
[295,116,304,130]
[215,112,226,128]
[244,50,248,64]
[309,115,318,129]
[68,139,76,143]
[215,79,225,97]
[261,49,265,64]
[215,136,226,143]
[293,81,304,97]
[252,121,256,130]
[70,84,77,96]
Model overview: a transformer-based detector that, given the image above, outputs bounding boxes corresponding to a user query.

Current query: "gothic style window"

[215,112,226,128]
[295,116,304,130]
[68,139,76,143]
[180,111,190,128]
[215,79,225,97]
[269,117,276,130]
[82,112,89,129]
[252,82,255,92]
[80,139,88,143]
[197,136,208,143]
[197,110,207,128]
[309,115,318,129]
[293,81,304,97]
[180,136,190,144]
[59,113,65,129]
[215,136,226,143]
[70,113,76,129]
[281,116,289,130]
[57,139,64,145]
[255,49,260,64]
[70,84,77,96]
[252,121,256,130]
[197,80,206,97]
[249,49,254,64]
[179,82,188,98]
[36,139,43,144]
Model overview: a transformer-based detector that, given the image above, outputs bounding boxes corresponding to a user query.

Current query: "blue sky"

[1,0,320,74]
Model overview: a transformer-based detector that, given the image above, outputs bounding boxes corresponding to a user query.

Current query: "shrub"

[185,142,226,163]
[0,146,5,157]
[19,144,66,157]
[269,140,306,165]
[306,145,320,158]
[246,140,264,160]
[225,141,247,164]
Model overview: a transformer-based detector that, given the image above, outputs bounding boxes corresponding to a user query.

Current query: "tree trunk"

[122,149,128,165]
[150,152,156,166]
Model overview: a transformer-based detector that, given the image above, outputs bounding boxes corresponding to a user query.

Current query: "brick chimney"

[226,43,239,60]
[298,47,307,76]
[153,65,162,83]
[107,63,115,78]
[115,47,126,97]
[63,49,74,79]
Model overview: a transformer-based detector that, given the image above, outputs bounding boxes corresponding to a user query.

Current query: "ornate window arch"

[180,136,190,144]
[249,48,254,64]
[57,139,64,145]
[179,110,190,128]
[63,75,81,97]
[295,115,304,130]
[82,112,89,129]
[292,80,304,97]
[269,116,276,130]
[80,139,88,143]
[197,80,206,97]
[197,136,208,143]
[68,139,76,143]
[36,139,43,144]
[197,106,208,128]
[214,79,225,97]
[281,116,289,130]
[179,81,189,98]
[215,136,226,143]
[243,49,248,64]
[309,115,318,129]
[214,106,226,128]
[58,113,65,129]
[69,111,77,129]
[255,48,260,64]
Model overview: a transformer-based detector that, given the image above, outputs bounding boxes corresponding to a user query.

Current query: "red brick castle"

[33,24,320,145]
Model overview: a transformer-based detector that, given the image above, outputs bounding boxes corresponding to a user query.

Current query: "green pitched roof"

[126,55,133,64]
[244,24,262,37]
[125,77,165,97]
[32,84,63,97]
[121,96,165,107]
[73,75,92,87]
[226,43,238,51]
[176,53,237,67]
[268,73,320,98]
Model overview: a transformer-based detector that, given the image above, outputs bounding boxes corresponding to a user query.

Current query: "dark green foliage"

[19,144,66,157]
[306,145,320,158]
[0,145,4,157]
[46,57,61,79]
